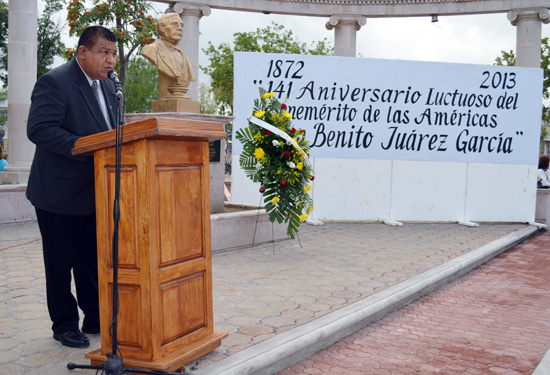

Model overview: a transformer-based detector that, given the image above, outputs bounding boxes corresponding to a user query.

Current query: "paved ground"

[0,219,542,374]
[277,230,550,375]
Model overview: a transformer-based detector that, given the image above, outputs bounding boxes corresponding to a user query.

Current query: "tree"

[37,0,66,79]
[0,0,66,86]
[0,0,7,86]
[123,56,158,113]
[198,82,221,115]
[495,38,550,144]
[67,0,157,87]
[201,22,333,115]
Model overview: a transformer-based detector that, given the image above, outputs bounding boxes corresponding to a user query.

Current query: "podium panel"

[73,118,227,372]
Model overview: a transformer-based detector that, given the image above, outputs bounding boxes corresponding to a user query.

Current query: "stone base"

[0,170,30,184]
[0,184,36,223]
[211,208,290,252]
[535,188,550,224]
[152,97,200,113]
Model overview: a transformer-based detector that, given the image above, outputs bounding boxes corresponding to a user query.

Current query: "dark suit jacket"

[27,58,117,216]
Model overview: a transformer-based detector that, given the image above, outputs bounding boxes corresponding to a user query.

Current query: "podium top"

[72,117,227,156]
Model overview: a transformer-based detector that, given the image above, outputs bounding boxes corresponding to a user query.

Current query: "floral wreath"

[235,89,315,239]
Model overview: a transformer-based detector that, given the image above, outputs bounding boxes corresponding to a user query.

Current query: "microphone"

[107,70,124,99]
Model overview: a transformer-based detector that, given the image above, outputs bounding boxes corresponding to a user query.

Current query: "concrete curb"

[195,224,541,375]
[534,349,550,375]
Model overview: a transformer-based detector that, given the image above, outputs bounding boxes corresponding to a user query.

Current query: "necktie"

[91,81,111,130]
[91,80,101,105]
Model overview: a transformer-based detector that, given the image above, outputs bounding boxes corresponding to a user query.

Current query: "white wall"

[231,156,537,223]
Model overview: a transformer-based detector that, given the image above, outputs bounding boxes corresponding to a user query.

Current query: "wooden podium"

[72,117,228,372]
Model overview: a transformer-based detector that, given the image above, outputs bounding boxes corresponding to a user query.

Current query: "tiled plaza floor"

[0,220,538,374]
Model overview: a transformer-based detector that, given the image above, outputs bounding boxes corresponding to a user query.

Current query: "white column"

[172,2,211,101]
[2,0,37,184]
[326,14,366,57]
[507,8,550,68]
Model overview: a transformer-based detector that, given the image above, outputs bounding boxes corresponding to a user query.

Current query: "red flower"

[290,128,296,134]
[281,103,287,110]
[264,129,272,135]
[259,186,265,193]
[280,180,287,187]
[282,151,291,158]
[310,175,315,181]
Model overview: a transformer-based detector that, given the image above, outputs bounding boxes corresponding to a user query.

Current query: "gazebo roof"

[157,0,550,17]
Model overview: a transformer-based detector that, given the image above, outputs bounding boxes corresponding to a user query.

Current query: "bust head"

[157,13,183,45]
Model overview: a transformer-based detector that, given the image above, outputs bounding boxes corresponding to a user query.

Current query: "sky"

[199,10,519,66]
[45,2,550,79]
[197,9,550,83]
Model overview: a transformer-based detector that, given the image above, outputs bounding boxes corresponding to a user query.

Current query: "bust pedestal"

[152,97,200,113]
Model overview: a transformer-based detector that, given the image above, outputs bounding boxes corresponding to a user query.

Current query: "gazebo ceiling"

[157,0,550,17]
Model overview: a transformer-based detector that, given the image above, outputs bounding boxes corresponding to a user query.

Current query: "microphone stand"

[68,83,190,375]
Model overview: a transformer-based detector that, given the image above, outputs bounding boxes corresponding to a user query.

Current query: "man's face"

[160,15,183,43]
[77,38,117,80]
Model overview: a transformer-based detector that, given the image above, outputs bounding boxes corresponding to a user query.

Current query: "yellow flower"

[283,111,292,119]
[276,170,281,174]
[307,205,314,212]
[262,92,276,99]
[253,131,265,143]
[271,196,280,205]
[296,162,303,170]
[254,148,266,160]
[254,110,265,118]
[304,184,312,193]
[299,213,309,222]
[272,112,284,122]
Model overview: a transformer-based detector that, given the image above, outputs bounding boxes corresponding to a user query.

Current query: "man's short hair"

[77,26,117,50]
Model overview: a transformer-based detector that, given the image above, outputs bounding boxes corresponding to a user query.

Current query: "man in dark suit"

[26,26,118,348]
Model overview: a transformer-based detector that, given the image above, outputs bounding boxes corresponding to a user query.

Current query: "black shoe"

[53,330,90,348]
[81,325,100,334]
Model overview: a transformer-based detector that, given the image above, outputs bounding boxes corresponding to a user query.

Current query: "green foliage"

[201,22,333,114]
[199,82,220,115]
[37,0,66,79]
[123,57,158,113]
[201,42,233,115]
[0,0,66,86]
[542,38,550,102]
[0,88,5,131]
[495,39,550,147]
[235,88,314,239]
[494,50,516,67]
[67,0,157,87]
[0,0,7,86]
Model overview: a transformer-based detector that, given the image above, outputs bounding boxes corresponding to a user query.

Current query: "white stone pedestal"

[0,184,36,223]
[535,188,550,224]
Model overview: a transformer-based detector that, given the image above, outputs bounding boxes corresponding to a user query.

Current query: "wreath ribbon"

[247,114,311,166]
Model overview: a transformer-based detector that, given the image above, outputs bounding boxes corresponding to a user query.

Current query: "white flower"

[272,140,280,147]
[255,162,262,169]
[286,139,293,145]
[287,161,296,169]
[296,134,303,142]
